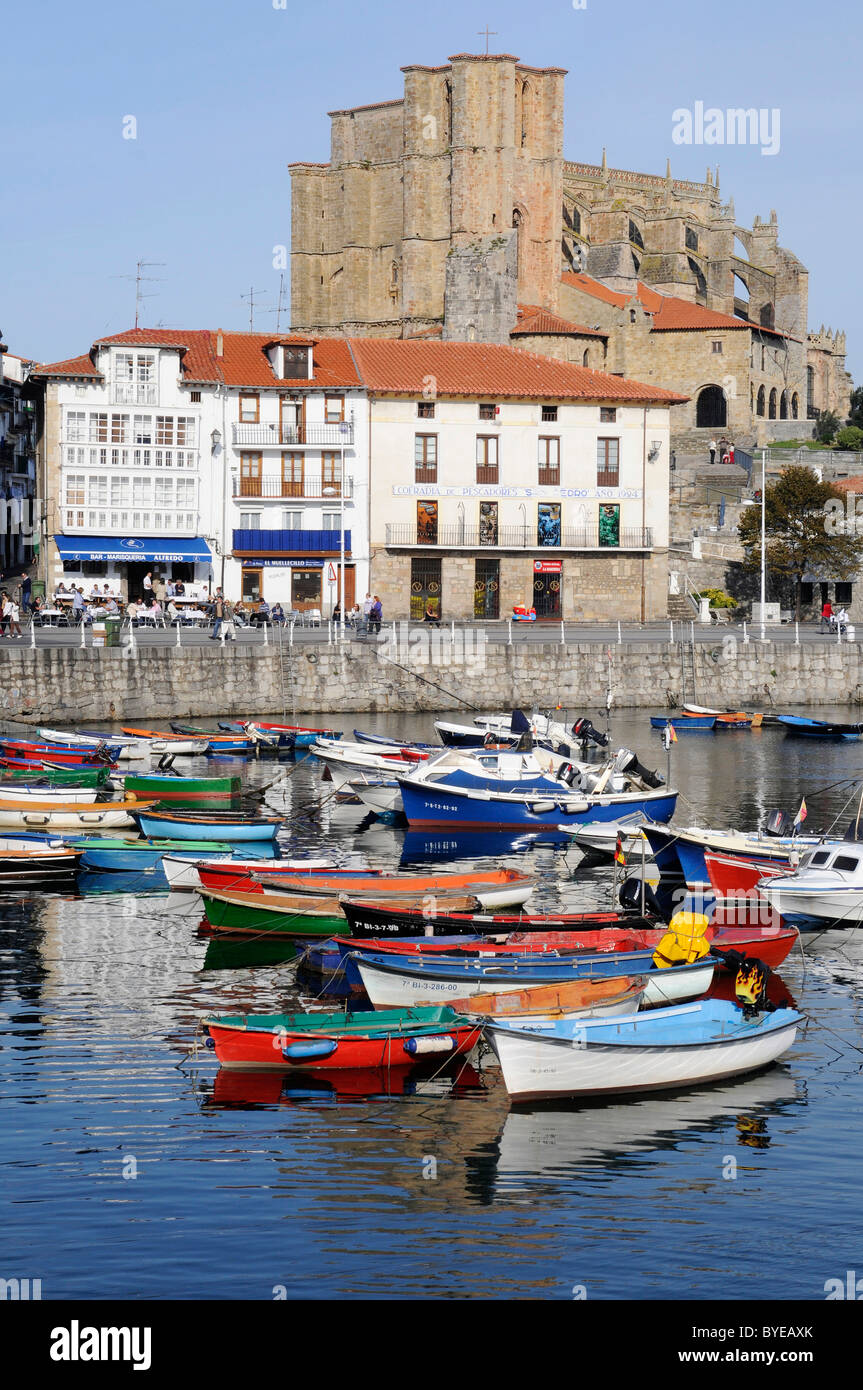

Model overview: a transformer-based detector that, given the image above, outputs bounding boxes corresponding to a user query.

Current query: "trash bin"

[105,617,122,648]
[92,622,106,648]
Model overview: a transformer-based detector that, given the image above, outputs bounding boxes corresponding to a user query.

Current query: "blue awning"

[55,535,212,564]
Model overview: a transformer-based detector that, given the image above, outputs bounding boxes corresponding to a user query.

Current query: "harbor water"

[2,706,863,1300]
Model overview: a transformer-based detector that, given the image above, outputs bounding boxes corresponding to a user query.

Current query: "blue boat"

[395,774,676,832]
[777,715,863,741]
[77,838,237,871]
[132,810,282,842]
[649,716,716,731]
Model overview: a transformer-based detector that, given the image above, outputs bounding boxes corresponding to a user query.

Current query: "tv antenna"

[113,258,166,329]
[241,286,271,333]
[263,273,288,334]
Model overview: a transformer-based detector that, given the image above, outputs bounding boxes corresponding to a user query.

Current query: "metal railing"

[233,476,354,500]
[232,422,354,447]
[385,524,653,549]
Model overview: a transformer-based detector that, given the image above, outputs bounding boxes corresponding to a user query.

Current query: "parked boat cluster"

[6,704,858,1103]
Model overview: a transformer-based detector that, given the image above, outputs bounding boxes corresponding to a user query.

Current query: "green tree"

[815,410,840,444]
[848,385,863,430]
[835,425,863,451]
[738,465,863,620]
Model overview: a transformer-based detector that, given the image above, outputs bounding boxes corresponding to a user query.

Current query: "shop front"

[238,558,356,615]
[532,558,562,619]
[52,535,213,603]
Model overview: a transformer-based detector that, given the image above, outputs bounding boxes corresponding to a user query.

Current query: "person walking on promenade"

[209,589,225,640]
[709,439,717,465]
[368,595,383,635]
[361,592,373,633]
[20,572,31,615]
[820,599,834,632]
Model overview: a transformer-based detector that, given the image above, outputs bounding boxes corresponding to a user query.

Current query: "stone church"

[289,51,851,448]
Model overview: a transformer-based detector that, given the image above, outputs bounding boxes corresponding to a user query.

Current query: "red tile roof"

[346,338,686,404]
[35,329,363,390]
[513,304,606,338]
[562,271,795,338]
[832,475,863,492]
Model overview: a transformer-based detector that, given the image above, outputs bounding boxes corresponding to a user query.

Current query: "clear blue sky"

[4,0,859,381]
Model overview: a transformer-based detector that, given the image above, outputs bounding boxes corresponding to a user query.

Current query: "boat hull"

[396,778,677,831]
[199,889,346,937]
[134,812,280,842]
[123,774,242,806]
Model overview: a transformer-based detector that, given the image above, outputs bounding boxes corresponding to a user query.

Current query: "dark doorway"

[533,561,561,619]
[696,385,727,428]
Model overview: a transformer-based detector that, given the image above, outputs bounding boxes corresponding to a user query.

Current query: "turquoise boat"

[133,809,282,842]
[72,836,236,871]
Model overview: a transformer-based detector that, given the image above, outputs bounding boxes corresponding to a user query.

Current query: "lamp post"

[760,447,766,642]
[323,482,345,636]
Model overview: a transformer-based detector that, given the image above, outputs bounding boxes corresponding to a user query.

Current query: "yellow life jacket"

[652,911,711,969]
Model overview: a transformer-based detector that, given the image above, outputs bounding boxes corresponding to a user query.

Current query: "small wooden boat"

[0,785,101,804]
[199,864,535,910]
[133,809,282,842]
[37,729,152,760]
[449,976,646,1020]
[203,1005,481,1071]
[198,887,479,937]
[0,833,82,882]
[352,948,716,1010]
[162,854,348,892]
[120,728,211,755]
[0,800,152,829]
[0,739,120,766]
[253,721,343,748]
[72,837,235,871]
[484,998,801,1101]
[0,765,112,788]
[122,772,242,805]
[682,705,762,728]
[649,715,715,731]
[339,898,652,938]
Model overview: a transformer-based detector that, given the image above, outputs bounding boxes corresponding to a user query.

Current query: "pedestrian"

[361,592,373,633]
[424,601,441,628]
[837,606,849,635]
[0,591,9,637]
[6,596,21,639]
[728,442,735,466]
[142,571,153,602]
[222,599,237,642]
[209,590,225,640]
[709,439,717,465]
[20,572,31,615]
[72,587,85,625]
[368,594,383,635]
[820,599,833,632]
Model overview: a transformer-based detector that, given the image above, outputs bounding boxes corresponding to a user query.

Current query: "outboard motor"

[612,747,665,789]
[571,717,609,749]
[765,810,791,838]
[619,875,665,921]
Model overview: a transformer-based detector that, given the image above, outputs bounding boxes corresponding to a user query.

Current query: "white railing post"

[30,621,36,650]
[451,619,455,647]
[175,622,181,648]
[743,621,749,645]
[80,622,86,649]
[560,619,565,646]
[289,621,294,648]
[617,620,622,645]
[795,621,799,646]
[669,620,674,643]
[263,621,269,646]
[508,619,513,647]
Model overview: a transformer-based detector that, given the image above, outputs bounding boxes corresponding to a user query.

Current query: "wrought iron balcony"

[232,422,354,448]
[384,524,653,550]
[233,527,352,554]
[232,475,353,500]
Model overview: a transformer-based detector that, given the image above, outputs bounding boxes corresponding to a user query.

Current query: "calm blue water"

[2,707,863,1300]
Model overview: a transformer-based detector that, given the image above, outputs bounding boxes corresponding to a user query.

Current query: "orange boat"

[449,976,645,1019]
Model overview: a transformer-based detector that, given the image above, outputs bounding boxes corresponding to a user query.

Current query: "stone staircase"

[667,591,698,621]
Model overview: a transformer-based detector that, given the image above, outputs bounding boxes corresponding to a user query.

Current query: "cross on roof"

[477,26,498,54]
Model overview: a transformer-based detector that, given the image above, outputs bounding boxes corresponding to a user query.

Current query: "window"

[712,341,723,354]
[757,386,766,417]
[134,415,153,444]
[415,434,437,482]
[282,453,304,497]
[322,512,340,531]
[176,417,196,446]
[411,556,442,620]
[110,476,130,506]
[417,401,435,419]
[240,512,262,530]
[89,413,108,443]
[155,478,173,507]
[600,407,617,423]
[133,478,151,506]
[538,437,560,485]
[240,453,262,496]
[111,414,129,443]
[190,390,202,403]
[836,582,853,605]
[417,500,438,544]
[325,396,344,423]
[833,856,860,873]
[176,478,195,507]
[282,510,302,530]
[476,436,499,483]
[88,476,108,506]
[322,452,341,496]
[66,411,86,441]
[282,346,309,380]
[541,405,558,422]
[597,438,620,487]
[475,558,500,618]
[685,226,699,252]
[479,403,497,421]
[66,510,84,528]
[292,569,321,608]
[479,501,498,545]
[239,394,259,423]
[537,503,561,546]
[156,416,174,445]
[65,475,85,506]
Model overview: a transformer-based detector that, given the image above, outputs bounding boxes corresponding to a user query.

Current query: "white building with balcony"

[34,330,368,612]
[0,335,38,578]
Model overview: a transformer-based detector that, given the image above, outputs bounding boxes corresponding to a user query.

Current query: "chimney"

[215,330,224,357]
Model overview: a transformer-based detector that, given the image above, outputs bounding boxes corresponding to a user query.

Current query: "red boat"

[196,863,534,903]
[705,849,788,899]
[331,923,799,973]
[0,742,115,767]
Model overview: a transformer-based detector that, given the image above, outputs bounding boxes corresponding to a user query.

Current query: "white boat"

[146,738,211,757]
[161,854,335,892]
[756,841,863,928]
[0,785,101,804]
[0,805,138,829]
[485,999,801,1101]
[349,778,403,815]
[571,815,651,859]
[36,728,152,761]
[354,953,715,1011]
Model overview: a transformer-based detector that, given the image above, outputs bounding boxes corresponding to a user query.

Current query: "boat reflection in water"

[76,869,171,897]
[400,829,574,864]
[202,1060,485,1108]
[201,935,303,973]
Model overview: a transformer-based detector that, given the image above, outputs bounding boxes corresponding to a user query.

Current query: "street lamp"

[760,447,767,642]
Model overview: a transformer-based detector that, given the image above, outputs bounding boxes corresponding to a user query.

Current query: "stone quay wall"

[0,636,862,724]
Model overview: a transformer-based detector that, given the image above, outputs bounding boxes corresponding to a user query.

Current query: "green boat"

[1,766,112,788]
[124,773,242,807]
[199,887,347,937]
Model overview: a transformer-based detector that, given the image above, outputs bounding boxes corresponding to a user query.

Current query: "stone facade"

[807,328,853,422]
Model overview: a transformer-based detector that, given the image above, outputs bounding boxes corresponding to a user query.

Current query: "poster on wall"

[599,503,621,547]
[537,503,561,547]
